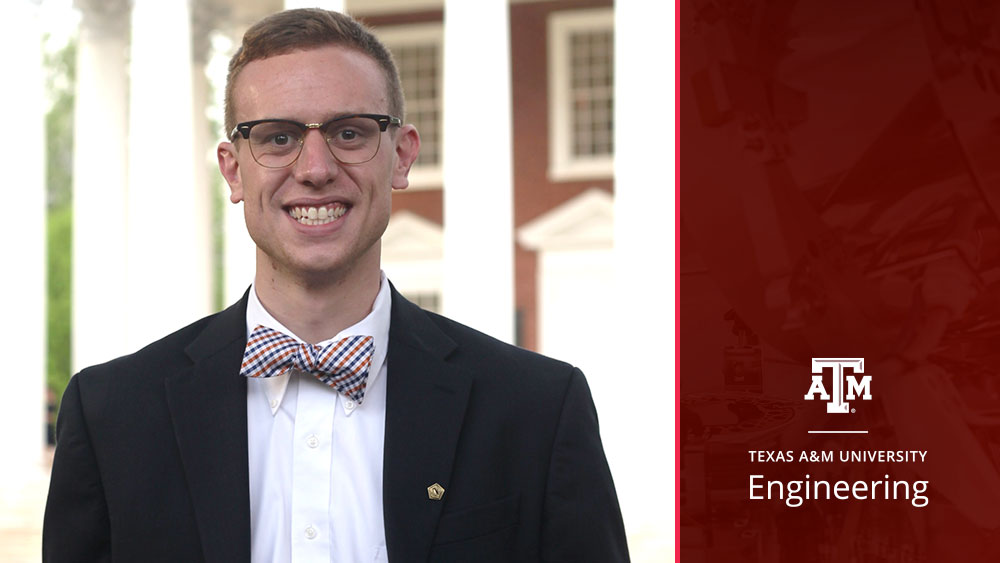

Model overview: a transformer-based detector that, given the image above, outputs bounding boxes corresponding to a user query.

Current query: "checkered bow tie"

[240,325,374,405]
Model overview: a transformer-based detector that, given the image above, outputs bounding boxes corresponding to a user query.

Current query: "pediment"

[517,188,613,251]
[383,210,443,261]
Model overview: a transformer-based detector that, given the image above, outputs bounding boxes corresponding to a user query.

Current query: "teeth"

[288,204,347,225]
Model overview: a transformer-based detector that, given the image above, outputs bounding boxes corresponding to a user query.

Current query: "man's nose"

[292,129,339,186]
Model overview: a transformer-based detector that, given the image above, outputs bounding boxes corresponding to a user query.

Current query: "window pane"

[393,42,441,168]
[569,29,614,158]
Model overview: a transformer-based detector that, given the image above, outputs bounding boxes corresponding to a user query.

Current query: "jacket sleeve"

[541,368,630,562]
[43,374,112,563]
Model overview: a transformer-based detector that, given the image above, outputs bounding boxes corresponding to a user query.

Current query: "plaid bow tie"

[240,325,374,405]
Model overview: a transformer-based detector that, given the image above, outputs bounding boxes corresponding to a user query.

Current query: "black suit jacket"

[43,288,629,562]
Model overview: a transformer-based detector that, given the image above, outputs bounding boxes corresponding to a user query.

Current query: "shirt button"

[305,525,317,539]
[345,399,356,410]
[269,399,278,409]
[306,434,319,448]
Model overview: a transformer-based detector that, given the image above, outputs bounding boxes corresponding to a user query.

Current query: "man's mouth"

[287,203,348,226]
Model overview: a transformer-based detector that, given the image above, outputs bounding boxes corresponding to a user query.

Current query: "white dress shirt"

[246,273,391,563]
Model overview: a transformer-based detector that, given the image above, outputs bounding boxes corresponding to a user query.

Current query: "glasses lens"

[248,122,304,168]
[323,116,383,164]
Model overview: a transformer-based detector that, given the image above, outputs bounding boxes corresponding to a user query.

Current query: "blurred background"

[1,0,671,560]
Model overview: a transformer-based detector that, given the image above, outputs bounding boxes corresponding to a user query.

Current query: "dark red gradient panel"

[679,1,1000,561]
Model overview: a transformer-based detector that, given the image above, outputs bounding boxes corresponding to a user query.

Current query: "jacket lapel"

[165,294,251,563]
[383,288,473,561]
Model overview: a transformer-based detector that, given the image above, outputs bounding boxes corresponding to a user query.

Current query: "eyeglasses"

[229,113,402,168]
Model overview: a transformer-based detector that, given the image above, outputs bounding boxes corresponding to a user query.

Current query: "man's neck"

[253,262,381,345]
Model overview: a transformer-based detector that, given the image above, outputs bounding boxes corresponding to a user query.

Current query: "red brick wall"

[371,1,614,351]
[510,0,613,350]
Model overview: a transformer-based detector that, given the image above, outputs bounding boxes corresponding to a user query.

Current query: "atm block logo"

[805,358,871,413]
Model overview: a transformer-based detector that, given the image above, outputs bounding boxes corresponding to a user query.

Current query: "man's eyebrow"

[322,111,377,121]
[240,116,305,124]
[255,111,371,123]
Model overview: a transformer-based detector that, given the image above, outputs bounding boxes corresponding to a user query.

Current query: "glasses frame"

[229,113,403,168]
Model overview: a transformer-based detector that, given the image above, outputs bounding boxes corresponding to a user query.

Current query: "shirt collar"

[245,271,392,415]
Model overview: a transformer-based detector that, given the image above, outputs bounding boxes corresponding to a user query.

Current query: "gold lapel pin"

[427,483,445,501]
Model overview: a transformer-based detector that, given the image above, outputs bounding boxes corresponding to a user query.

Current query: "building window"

[377,23,443,189]
[548,8,614,181]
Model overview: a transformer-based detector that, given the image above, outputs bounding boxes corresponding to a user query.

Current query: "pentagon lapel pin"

[427,483,445,501]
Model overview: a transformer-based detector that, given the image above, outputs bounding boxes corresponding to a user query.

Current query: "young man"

[44,9,628,563]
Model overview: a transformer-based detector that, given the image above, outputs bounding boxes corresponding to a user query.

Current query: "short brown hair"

[224,8,404,136]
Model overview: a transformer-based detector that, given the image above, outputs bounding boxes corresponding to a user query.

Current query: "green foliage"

[206,78,227,311]
[47,205,73,397]
[45,34,76,405]
[211,166,226,311]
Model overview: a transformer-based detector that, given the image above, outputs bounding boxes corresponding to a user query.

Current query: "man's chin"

[286,252,376,287]
[257,238,380,286]
[290,259,349,282]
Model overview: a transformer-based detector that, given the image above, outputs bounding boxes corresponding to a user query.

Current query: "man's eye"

[263,130,301,145]
[252,125,302,149]
[335,129,360,141]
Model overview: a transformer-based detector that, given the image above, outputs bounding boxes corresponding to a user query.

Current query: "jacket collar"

[167,292,252,563]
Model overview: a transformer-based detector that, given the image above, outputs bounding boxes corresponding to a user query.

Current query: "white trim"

[374,22,444,191]
[348,0,442,15]
[349,0,551,14]
[345,0,552,16]
[547,8,615,182]
[372,20,441,46]
[517,187,614,251]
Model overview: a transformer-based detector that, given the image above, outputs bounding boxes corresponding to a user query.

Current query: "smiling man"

[43,9,628,563]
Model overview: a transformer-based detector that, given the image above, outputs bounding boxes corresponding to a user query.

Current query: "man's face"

[218,45,419,285]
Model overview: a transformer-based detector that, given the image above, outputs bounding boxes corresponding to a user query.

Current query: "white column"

[73,0,130,371]
[191,65,216,310]
[128,0,211,349]
[613,0,674,561]
[286,0,345,11]
[224,202,256,303]
[441,0,514,342]
[214,11,256,303]
[0,0,46,470]
[191,5,220,310]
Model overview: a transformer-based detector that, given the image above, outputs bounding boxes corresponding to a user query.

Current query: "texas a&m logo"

[804,358,871,413]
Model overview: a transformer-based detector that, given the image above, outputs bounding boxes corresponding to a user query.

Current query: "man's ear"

[217,141,244,203]
[391,125,421,191]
